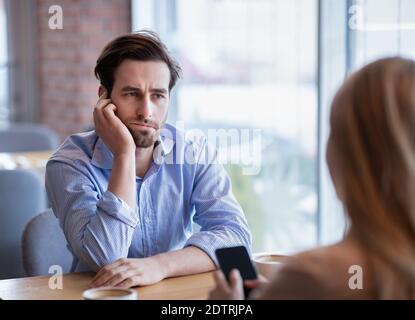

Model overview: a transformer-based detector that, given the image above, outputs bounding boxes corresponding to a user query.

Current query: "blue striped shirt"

[45,123,252,272]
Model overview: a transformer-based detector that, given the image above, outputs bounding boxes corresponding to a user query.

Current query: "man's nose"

[136,96,153,119]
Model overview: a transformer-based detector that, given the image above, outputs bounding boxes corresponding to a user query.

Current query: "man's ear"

[98,85,107,98]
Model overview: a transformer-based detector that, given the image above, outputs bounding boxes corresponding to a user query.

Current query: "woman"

[209,57,415,299]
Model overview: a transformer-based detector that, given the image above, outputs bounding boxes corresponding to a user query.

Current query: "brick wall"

[37,0,131,140]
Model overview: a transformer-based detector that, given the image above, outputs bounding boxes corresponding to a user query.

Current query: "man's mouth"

[130,122,157,130]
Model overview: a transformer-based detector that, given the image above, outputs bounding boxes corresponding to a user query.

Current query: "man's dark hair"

[94,30,182,95]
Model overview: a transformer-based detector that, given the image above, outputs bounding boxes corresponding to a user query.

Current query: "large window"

[132,0,415,253]
[133,0,319,253]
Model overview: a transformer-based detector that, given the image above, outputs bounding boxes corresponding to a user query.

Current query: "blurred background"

[0,0,414,279]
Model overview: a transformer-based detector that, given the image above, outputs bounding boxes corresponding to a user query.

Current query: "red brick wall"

[37,0,131,140]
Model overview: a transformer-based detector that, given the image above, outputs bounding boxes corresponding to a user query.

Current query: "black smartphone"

[215,246,257,299]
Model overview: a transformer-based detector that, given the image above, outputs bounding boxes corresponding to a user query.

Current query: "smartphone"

[215,246,258,299]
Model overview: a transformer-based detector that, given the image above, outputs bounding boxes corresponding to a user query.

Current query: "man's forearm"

[108,153,136,208]
[154,246,216,278]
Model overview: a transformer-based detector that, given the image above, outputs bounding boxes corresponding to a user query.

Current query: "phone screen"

[215,246,257,298]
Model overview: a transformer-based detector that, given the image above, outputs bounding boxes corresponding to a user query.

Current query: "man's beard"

[127,118,166,148]
[129,128,157,148]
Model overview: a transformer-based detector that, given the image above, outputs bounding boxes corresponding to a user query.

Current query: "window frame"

[4,0,39,124]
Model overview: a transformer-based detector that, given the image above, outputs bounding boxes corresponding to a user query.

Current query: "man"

[46,31,251,289]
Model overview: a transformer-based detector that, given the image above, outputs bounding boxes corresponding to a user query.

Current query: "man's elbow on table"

[74,240,128,272]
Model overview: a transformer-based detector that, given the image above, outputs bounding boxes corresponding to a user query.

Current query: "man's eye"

[126,92,137,97]
[154,94,164,99]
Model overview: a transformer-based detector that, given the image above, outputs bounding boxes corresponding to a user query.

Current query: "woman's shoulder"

[255,239,375,299]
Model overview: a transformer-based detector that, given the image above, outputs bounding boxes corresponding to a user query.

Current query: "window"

[132,0,415,253]
[348,0,415,70]
[319,0,415,245]
[133,0,319,253]
[0,0,9,126]
[0,1,39,125]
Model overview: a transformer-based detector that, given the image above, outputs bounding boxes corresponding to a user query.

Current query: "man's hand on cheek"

[89,257,167,289]
[93,91,135,156]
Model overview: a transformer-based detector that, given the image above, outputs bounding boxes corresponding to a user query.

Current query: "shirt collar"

[91,126,175,170]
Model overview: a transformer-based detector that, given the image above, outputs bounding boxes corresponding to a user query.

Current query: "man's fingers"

[93,106,105,128]
[98,265,134,287]
[93,259,122,280]
[91,265,129,288]
[107,267,139,287]
[94,102,116,130]
[115,275,141,289]
[95,97,111,111]
[93,99,111,127]
[90,259,126,287]
[104,103,116,112]
[102,103,117,120]
[98,258,125,274]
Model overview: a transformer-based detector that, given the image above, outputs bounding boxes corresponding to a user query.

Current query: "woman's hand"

[208,269,269,300]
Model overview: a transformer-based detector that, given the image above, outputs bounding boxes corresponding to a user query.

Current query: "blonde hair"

[329,57,415,299]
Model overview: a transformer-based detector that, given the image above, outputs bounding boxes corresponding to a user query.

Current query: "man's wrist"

[152,253,171,279]
[113,150,135,162]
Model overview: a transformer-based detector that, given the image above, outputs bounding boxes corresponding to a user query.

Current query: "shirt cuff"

[184,231,248,266]
[96,190,139,228]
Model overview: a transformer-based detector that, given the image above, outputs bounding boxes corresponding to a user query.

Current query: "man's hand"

[90,257,167,289]
[93,91,135,157]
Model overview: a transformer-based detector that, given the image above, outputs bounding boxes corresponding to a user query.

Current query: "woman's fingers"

[213,270,230,292]
[244,274,269,288]
[229,269,243,293]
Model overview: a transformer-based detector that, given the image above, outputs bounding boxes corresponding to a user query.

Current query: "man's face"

[109,59,170,148]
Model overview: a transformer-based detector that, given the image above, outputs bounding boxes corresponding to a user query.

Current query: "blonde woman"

[209,57,415,299]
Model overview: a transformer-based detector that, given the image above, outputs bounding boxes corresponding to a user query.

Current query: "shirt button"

[145,217,151,223]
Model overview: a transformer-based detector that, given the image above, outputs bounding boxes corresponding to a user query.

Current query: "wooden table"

[0,271,215,300]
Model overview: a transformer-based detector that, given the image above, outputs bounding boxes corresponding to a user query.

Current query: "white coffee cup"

[82,287,138,300]
[253,253,288,280]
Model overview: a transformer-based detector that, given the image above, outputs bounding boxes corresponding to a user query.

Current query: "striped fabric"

[46,123,252,272]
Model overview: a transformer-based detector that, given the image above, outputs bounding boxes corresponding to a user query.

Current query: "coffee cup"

[253,253,288,280]
[82,287,138,300]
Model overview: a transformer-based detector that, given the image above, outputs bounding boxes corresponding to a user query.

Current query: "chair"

[0,123,59,152]
[0,169,47,279]
[22,209,73,276]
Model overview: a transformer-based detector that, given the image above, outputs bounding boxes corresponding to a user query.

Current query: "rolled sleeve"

[46,159,139,271]
[97,190,139,228]
[185,224,252,266]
